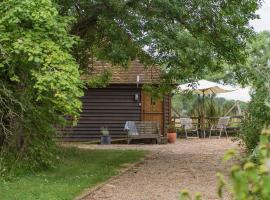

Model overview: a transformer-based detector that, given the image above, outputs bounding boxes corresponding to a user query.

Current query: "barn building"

[62,60,171,141]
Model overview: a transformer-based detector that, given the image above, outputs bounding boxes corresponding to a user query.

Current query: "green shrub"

[237,31,270,153]
[0,0,83,177]
[239,116,262,154]
[238,82,270,153]
[220,129,270,200]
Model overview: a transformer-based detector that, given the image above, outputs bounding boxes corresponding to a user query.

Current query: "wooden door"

[142,92,164,135]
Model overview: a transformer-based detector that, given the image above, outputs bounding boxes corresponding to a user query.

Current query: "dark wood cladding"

[163,95,171,133]
[62,85,141,141]
[61,84,172,142]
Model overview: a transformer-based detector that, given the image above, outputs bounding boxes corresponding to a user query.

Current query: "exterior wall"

[62,84,141,141]
[163,95,171,134]
[61,84,171,141]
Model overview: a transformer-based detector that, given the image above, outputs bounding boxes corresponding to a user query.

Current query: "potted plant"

[100,127,111,144]
[167,123,177,143]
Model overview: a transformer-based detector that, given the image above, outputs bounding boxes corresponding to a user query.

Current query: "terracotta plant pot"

[167,132,177,143]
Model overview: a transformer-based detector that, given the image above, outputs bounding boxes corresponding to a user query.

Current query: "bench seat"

[125,121,161,144]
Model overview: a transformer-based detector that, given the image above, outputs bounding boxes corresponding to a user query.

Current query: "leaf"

[223,149,237,162]
[179,189,191,200]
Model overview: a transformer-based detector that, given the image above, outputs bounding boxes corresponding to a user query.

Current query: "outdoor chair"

[180,118,199,139]
[209,116,230,138]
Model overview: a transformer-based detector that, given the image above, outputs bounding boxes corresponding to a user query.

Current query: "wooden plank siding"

[163,95,171,133]
[61,84,141,141]
[61,84,171,141]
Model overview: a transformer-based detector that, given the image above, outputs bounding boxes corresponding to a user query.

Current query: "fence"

[172,115,243,136]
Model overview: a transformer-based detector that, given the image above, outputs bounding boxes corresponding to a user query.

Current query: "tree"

[237,31,270,152]
[57,0,261,84]
[0,0,83,174]
[0,0,263,174]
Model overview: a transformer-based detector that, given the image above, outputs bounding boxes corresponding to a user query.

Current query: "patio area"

[76,138,239,200]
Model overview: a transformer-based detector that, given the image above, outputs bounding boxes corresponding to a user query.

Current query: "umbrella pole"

[202,90,205,137]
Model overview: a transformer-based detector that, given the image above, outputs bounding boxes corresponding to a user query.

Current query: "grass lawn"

[0,147,147,200]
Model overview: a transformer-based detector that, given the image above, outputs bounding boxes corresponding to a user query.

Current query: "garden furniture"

[124,121,161,144]
[209,116,230,138]
[180,118,199,139]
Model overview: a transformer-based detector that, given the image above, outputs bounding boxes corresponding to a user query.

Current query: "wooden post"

[200,90,205,131]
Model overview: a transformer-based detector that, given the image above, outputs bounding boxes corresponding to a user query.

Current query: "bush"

[219,128,270,200]
[0,0,83,177]
[239,118,262,154]
[238,80,270,153]
[236,31,270,153]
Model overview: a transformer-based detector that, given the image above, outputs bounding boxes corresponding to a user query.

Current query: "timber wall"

[61,84,171,141]
[61,85,141,141]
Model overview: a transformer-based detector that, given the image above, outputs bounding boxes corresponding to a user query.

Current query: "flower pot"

[167,132,177,143]
[101,135,111,144]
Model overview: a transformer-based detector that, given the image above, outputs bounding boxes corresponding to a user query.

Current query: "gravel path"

[77,138,239,200]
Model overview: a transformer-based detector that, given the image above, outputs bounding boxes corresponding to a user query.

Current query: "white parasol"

[178,80,235,95]
[178,80,236,133]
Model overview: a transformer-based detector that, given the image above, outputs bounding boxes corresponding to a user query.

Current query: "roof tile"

[87,60,162,84]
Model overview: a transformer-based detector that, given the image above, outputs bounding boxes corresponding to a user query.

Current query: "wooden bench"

[124,121,161,144]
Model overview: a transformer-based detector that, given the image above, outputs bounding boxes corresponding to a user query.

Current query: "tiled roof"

[87,60,163,84]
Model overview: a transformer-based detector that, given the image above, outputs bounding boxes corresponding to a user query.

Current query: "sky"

[250,0,270,32]
[217,87,251,102]
[218,0,270,102]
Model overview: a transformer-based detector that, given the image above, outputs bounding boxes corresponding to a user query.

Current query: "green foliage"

[237,31,270,152]
[179,189,202,200]
[177,51,270,199]
[218,129,270,200]
[0,148,146,200]
[216,172,226,198]
[1,136,58,178]
[172,93,197,116]
[0,0,262,176]
[100,126,110,136]
[0,0,83,175]
[172,93,246,117]
[240,116,262,154]
[166,123,177,133]
[143,83,171,101]
[57,0,261,84]
[87,69,112,88]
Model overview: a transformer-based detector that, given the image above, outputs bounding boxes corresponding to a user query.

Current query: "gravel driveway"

[77,138,238,200]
